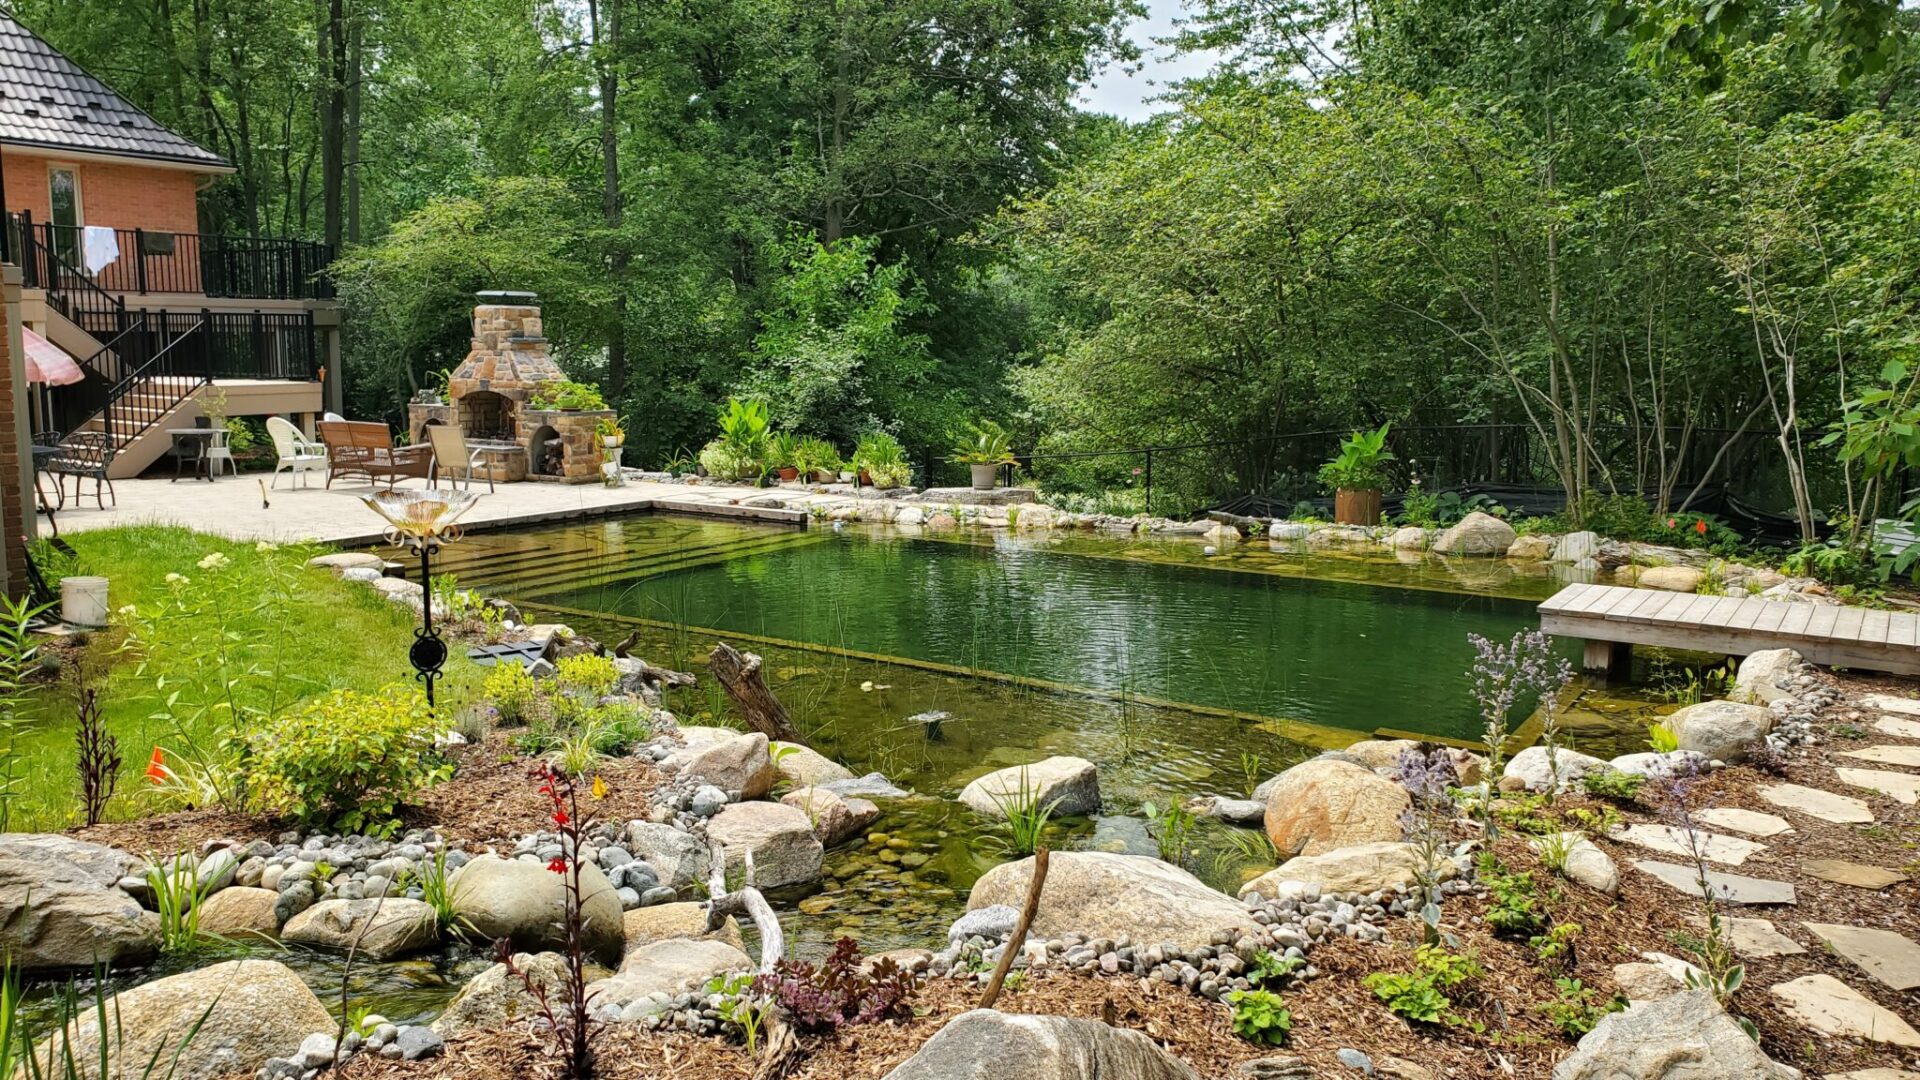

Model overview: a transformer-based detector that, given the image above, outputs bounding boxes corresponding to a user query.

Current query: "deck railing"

[6,212,333,300]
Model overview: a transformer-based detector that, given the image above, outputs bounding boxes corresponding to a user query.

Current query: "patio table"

[167,428,219,483]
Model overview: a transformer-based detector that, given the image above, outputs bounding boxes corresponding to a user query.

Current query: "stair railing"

[98,318,209,449]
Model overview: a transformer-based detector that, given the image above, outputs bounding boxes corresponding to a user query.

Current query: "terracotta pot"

[858,468,872,487]
[777,467,799,482]
[1334,488,1381,526]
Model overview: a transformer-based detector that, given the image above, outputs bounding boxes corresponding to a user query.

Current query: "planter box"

[1333,488,1381,526]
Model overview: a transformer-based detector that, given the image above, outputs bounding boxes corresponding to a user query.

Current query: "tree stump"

[709,641,806,745]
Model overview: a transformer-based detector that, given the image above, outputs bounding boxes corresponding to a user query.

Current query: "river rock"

[1389,527,1430,551]
[1500,746,1613,793]
[666,732,773,799]
[1338,739,1422,772]
[1637,566,1704,592]
[1668,700,1774,763]
[1731,649,1803,706]
[967,852,1256,950]
[195,886,284,940]
[882,1009,1201,1080]
[281,898,439,959]
[1507,534,1552,560]
[624,822,713,890]
[622,902,744,953]
[706,801,824,889]
[772,742,856,787]
[960,756,1101,818]
[781,786,880,846]
[24,959,330,1080]
[1238,842,1453,899]
[590,938,752,1010]
[0,837,159,971]
[431,952,569,1037]
[449,854,624,962]
[1261,758,1409,857]
[821,772,914,799]
[1552,989,1799,1079]
[1183,795,1266,825]
[1539,833,1619,895]
[1432,512,1516,556]
[1607,750,1707,779]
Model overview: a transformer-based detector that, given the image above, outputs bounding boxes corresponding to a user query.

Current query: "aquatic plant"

[145,854,215,953]
[1141,798,1196,866]
[752,937,917,1033]
[3,957,215,1080]
[985,769,1060,856]
[416,847,473,939]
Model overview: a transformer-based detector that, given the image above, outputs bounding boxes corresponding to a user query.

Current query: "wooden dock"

[1539,583,1920,677]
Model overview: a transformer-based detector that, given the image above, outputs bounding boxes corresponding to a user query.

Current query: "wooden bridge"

[1539,583,1920,677]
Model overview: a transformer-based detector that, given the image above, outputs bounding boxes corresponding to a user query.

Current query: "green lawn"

[5,526,481,833]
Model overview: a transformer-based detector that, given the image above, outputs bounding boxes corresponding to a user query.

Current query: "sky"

[1076,0,1223,122]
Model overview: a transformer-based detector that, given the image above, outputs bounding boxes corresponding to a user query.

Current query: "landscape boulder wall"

[1667,700,1775,763]
[1551,990,1800,1080]
[589,938,753,1013]
[667,731,774,799]
[449,854,624,962]
[281,898,439,959]
[959,756,1101,819]
[967,852,1257,951]
[881,1009,1201,1080]
[25,959,331,1080]
[1432,512,1517,556]
[0,834,159,971]
[1261,759,1410,857]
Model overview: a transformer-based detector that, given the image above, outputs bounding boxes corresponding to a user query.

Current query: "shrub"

[555,654,619,697]
[1227,988,1292,1045]
[1363,943,1482,1025]
[483,663,538,724]
[753,937,917,1032]
[250,685,451,837]
[698,438,757,480]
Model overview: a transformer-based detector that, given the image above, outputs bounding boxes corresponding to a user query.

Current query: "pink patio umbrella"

[21,327,85,386]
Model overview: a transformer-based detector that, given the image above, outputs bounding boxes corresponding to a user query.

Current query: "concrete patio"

[37,474,800,546]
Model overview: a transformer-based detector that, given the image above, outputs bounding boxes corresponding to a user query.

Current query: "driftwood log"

[978,846,1049,1010]
[705,844,786,973]
[709,641,806,745]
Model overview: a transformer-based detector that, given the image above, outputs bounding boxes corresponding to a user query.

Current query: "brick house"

[1,13,343,480]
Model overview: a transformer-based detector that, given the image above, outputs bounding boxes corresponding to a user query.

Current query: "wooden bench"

[317,421,433,490]
[1539,582,1920,677]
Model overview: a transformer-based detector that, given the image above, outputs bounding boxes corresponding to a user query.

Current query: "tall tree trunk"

[591,0,628,397]
[318,0,348,250]
[346,14,363,245]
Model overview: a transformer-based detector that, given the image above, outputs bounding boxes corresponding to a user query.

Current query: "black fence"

[7,212,333,300]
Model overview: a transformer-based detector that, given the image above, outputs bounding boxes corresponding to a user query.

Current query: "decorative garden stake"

[360,488,479,708]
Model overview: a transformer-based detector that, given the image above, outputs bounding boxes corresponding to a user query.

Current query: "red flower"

[1695,519,1708,535]
[546,857,568,875]
[1666,517,1676,529]
[553,808,570,826]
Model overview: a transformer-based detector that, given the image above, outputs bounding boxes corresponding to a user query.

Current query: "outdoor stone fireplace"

[407,292,613,483]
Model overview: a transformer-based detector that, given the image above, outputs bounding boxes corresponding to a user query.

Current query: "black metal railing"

[7,211,333,300]
[100,319,209,448]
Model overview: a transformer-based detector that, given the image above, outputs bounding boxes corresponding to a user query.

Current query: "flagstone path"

[1769,974,1920,1048]
[1696,915,1805,959]
[1838,744,1920,768]
[1802,860,1909,890]
[1803,924,1920,991]
[1695,807,1794,836]
[1834,767,1920,804]
[1631,859,1797,904]
[1873,716,1920,740]
[1862,693,1920,717]
[1612,823,1768,865]
[1757,782,1875,823]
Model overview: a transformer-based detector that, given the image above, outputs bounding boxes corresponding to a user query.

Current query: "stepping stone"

[1862,693,1920,717]
[1804,923,1920,990]
[1686,915,1806,959]
[1758,783,1874,823]
[1835,767,1920,805]
[1611,823,1767,866]
[1769,973,1920,1047]
[1803,860,1908,890]
[1632,860,1797,905]
[1695,807,1794,837]
[1874,716,1920,740]
[1839,744,1920,768]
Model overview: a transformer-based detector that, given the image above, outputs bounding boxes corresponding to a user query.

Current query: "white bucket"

[61,575,110,628]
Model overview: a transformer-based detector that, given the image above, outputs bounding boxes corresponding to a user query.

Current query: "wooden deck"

[1539,583,1920,677]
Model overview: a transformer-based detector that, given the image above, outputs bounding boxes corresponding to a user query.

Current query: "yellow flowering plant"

[250,684,451,837]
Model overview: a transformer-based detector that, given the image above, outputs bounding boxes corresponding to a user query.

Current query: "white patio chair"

[266,416,328,488]
[427,423,494,492]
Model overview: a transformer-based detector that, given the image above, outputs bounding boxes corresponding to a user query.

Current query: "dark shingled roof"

[0,14,229,169]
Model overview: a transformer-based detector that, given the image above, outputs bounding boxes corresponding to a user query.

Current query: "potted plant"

[531,380,607,412]
[952,420,1016,490]
[596,417,625,449]
[853,430,911,489]
[768,432,801,482]
[793,436,840,483]
[699,396,770,481]
[1318,422,1394,526]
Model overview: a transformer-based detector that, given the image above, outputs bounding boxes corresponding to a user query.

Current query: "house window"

[49,166,82,265]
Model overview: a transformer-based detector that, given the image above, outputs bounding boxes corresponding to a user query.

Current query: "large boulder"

[959,756,1101,819]
[1637,566,1704,593]
[1261,759,1409,857]
[781,786,880,847]
[622,902,744,954]
[1507,534,1553,561]
[1668,700,1775,763]
[449,854,624,963]
[1551,990,1800,1080]
[431,952,569,1037]
[881,1009,1201,1080]
[1730,649,1803,706]
[195,886,285,940]
[589,938,752,1012]
[25,959,330,1080]
[1432,512,1517,557]
[1238,842,1454,900]
[0,836,159,971]
[705,801,824,890]
[1499,746,1613,793]
[667,732,773,799]
[1550,532,1601,563]
[624,822,712,891]
[967,852,1256,950]
[281,898,438,959]
[772,742,855,787]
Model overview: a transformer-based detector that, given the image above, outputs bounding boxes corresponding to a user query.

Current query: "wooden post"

[1581,639,1632,681]
[979,846,1050,1010]
[709,641,806,745]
